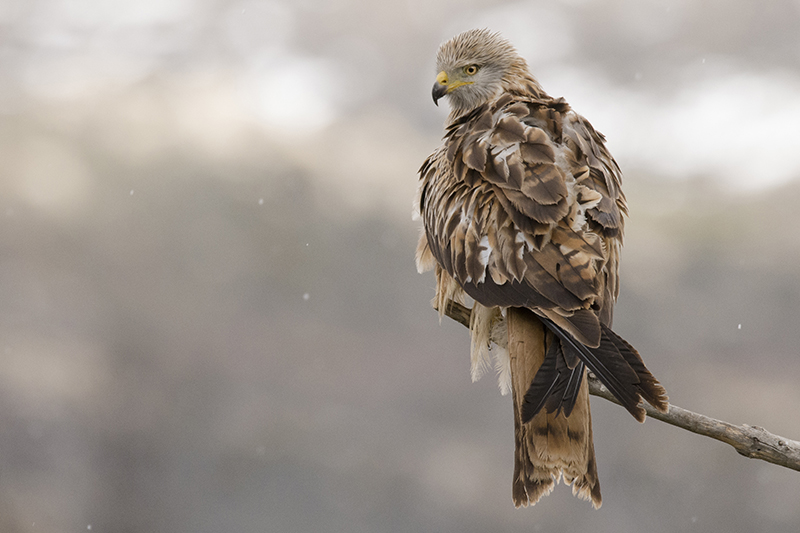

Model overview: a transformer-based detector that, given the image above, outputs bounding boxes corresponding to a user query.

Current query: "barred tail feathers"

[507,307,602,509]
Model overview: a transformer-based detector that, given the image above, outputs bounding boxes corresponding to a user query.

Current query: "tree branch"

[441,300,800,472]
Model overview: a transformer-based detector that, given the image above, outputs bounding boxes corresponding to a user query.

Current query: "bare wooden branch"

[441,300,800,472]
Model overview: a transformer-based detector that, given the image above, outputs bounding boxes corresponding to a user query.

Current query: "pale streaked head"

[432,29,528,113]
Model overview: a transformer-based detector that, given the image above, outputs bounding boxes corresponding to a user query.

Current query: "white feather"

[478,235,492,265]
[491,317,511,395]
[469,302,496,382]
[415,229,436,273]
[435,268,464,321]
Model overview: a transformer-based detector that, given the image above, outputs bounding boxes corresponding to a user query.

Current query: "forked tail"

[507,308,602,508]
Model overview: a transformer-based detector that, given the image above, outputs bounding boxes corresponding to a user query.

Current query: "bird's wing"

[419,93,668,421]
[419,93,626,347]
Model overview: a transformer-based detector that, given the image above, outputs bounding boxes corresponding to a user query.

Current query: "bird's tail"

[507,307,602,509]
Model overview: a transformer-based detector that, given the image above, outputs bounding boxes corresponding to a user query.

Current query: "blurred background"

[1,0,800,531]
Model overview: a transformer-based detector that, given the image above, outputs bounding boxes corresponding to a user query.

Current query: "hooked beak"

[432,71,449,106]
[431,70,472,106]
[432,82,448,106]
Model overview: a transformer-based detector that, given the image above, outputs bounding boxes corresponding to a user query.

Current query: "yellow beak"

[432,70,473,105]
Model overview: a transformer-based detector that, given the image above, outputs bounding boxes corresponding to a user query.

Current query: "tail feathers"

[508,308,601,509]
[512,370,602,509]
[569,414,602,507]
[535,315,668,422]
[511,422,556,508]
[512,384,602,509]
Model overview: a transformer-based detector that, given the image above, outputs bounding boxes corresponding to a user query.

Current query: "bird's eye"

[464,65,479,75]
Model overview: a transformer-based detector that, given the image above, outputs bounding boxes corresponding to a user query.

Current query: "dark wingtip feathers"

[532,315,668,422]
[601,325,669,416]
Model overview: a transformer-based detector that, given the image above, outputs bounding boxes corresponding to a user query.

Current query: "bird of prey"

[415,29,668,509]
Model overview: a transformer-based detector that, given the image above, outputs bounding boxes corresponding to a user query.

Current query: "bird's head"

[432,29,525,113]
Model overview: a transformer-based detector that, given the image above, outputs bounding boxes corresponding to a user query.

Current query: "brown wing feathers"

[603,326,669,411]
[422,93,667,418]
[521,333,586,421]
[534,316,668,423]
